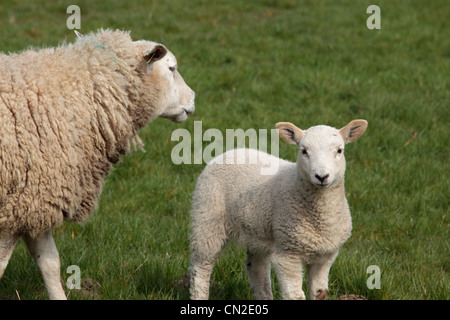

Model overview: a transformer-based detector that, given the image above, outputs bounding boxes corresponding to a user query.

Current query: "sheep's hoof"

[316,289,327,300]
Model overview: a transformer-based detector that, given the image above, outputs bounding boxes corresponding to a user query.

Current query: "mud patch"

[173,272,191,288]
[338,293,367,300]
[77,278,101,299]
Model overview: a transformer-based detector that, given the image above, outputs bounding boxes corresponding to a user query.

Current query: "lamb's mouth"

[314,182,330,188]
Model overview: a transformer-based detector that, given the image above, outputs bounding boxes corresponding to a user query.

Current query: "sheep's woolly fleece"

[0,29,157,237]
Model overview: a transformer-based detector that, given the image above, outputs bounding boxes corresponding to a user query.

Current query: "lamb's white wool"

[189,120,367,300]
[0,29,195,299]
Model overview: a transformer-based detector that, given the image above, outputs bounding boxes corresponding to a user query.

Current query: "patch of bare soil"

[337,293,368,300]
[78,278,101,299]
[173,272,191,288]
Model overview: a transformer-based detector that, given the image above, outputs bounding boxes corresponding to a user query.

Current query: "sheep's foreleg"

[272,250,305,300]
[0,234,20,279]
[24,231,67,300]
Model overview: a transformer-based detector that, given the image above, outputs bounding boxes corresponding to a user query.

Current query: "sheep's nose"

[315,174,329,183]
[185,107,194,115]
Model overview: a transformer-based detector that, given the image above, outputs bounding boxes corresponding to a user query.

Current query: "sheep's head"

[276,120,367,188]
[133,41,195,124]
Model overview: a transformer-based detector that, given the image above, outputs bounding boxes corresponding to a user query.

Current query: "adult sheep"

[0,29,195,299]
[189,119,367,300]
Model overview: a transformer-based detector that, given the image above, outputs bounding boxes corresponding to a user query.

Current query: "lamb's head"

[276,120,367,188]
[133,40,195,124]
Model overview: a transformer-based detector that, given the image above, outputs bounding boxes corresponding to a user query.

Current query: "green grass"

[0,0,448,300]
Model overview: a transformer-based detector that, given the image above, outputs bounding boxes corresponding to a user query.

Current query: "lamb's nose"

[315,174,329,183]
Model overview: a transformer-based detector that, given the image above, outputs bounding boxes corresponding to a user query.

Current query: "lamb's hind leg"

[24,230,67,300]
[0,233,20,279]
[246,250,273,300]
[189,254,218,300]
[189,220,227,300]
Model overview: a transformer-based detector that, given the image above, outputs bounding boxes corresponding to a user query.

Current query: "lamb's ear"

[143,45,167,64]
[339,119,368,144]
[276,122,304,145]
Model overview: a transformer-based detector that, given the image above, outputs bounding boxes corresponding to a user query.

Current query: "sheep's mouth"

[161,107,194,123]
[173,109,190,123]
[183,105,195,115]
[175,106,195,122]
[169,114,187,123]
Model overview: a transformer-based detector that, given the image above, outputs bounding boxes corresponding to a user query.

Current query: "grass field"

[0,0,448,300]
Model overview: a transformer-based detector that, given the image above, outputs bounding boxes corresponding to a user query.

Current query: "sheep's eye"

[301,149,308,156]
[337,148,343,154]
[169,66,176,72]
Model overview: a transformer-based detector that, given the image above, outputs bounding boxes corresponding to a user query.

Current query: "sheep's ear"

[276,122,304,146]
[143,45,167,64]
[339,119,368,144]
[74,30,84,39]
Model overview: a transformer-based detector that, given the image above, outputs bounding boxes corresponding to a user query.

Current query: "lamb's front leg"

[307,250,339,300]
[272,250,305,300]
[24,231,67,300]
[246,250,273,300]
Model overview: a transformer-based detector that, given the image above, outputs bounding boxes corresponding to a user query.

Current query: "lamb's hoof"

[316,289,327,300]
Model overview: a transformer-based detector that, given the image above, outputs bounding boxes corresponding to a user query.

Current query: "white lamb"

[189,119,368,300]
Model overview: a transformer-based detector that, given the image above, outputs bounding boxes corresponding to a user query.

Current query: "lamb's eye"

[169,66,176,72]
[301,149,308,156]
[337,148,343,154]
